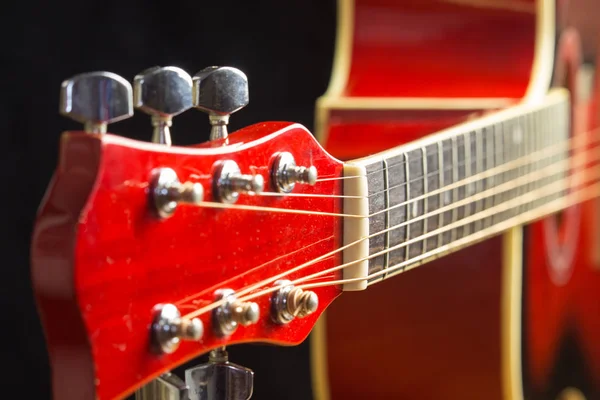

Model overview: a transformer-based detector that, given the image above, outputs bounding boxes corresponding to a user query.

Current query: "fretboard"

[341,89,570,290]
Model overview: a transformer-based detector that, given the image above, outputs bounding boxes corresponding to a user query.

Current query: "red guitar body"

[314,0,600,399]
[30,1,600,399]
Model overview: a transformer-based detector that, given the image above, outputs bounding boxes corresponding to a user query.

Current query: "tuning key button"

[192,66,249,141]
[60,71,133,133]
[150,167,204,219]
[271,152,318,193]
[134,66,193,146]
[213,160,264,204]
[151,303,203,354]
[271,280,319,324]
[212,289,260,337]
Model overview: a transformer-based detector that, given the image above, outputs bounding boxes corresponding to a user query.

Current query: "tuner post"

[134,66,193,146]
[213,160,264,204]
[271,280,318,324]
[150,167,204,219]
[151,303,203,354]
[271,152,318,193]
[59,71,133,133]
[212,289,260,337]
[192,66,249,141]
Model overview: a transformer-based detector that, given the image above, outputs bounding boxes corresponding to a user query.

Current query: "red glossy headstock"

[31,121,344,399]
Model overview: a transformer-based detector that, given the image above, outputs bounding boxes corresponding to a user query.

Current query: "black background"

[2,1,337,398]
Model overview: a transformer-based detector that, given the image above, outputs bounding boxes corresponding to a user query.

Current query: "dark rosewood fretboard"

[344,89,570,285]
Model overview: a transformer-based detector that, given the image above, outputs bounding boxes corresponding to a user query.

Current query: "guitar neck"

[341,88,570,290]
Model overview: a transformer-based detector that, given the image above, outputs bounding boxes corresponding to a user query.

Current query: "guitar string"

[181,176,596,320]
[178,137,597,312]
[188,132,594,220]
[272,150,598,288]
[177,135,596,316]
[295,181,600,291]
[180,154,600,319]
[230,165,600,308]
[233,144,596,300]
[256,133,576,201]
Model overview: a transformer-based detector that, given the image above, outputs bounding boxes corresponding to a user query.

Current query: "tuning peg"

[134,66,193,146]
[185,347,253,400]
[60,71,133,133]
[192,66,249,141]
[271,152,318,193]
[212,289,260,337]
[150,167,204,219]
[271,280,318,324]
[213,160,264,204]
[151,303,203,354]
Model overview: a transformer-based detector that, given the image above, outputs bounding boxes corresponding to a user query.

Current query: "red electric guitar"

[31,0,600,399]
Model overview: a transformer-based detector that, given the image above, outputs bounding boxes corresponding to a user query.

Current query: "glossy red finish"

[320,1,599,399]
[323,0,535,158]
[347,0,535,99]
[31,122,344,399]
[325,108,498,160]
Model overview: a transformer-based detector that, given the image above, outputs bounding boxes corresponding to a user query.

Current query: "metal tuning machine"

[150,167,204,219]
[60,71,133,133]
[271,152,317,193]
[138,305,203,399]
[271,280,318,324]
[135,373,189,400]
[134,66,193,145]
[151,303,203,355]
[192,66,249,141]
[185,347,254,400]
[212,289,259,337]
[213,160,264,204]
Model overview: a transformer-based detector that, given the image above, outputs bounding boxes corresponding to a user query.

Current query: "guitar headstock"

[32,67,344,399]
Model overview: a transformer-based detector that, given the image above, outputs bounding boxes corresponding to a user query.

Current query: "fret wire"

[535,109,542,209]
[527,112,534,211]
[484,126,494,228]
[375,128,555,196]
[421,146,429,252]
[451,136,459,242]
[382,158,390,279]
[555,103,566,201]
[469,130,477,232]
[374,108,564,211]
[362,101,576,277]
[474,128,483,232]
[407,149,425,260]
[539,107,547,208]
[441,139,453,245]
[493,121,504,224]
[403,153,410,274]
[516,115,524,217]
[502,118,512,222]
[437,140,444,247]
[464,131,472,236]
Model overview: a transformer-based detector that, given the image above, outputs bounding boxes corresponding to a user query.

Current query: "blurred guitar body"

[312,1,600,399]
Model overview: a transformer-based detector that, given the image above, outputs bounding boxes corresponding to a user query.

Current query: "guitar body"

[312,1,600,399]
